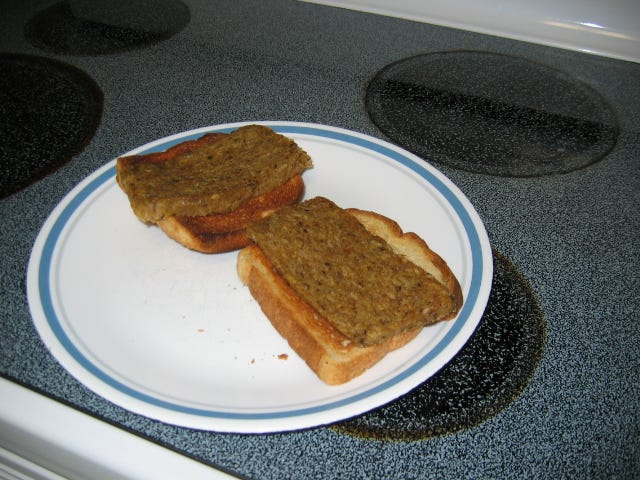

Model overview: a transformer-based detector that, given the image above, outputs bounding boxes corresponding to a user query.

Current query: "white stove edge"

[300,0,640,64]
[0,378,237,480]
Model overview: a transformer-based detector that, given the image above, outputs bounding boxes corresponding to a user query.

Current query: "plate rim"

[27,121,493,432]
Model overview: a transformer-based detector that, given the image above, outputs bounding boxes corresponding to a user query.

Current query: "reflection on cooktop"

[332,250,546,441]
[0,54,103,199]
[24,0,190,55]
[366,51,618,177]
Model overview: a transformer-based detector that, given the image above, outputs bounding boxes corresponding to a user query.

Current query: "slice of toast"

[116,125,312,252]
[237,197,463,385]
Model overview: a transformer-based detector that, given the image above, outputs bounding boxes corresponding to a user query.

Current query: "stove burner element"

[0,54,103,198]
[0,54,103,199]
[332,250,546,441]
[365,51,618,176]
[24,0,190,55]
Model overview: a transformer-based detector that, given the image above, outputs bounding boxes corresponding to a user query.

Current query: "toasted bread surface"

[246,197,460,346]
[347,208,464,312]
[116,125,312,222]
[238,197,463,384]
[156,175,305,253]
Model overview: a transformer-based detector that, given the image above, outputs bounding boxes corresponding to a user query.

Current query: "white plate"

[27,121,492,433]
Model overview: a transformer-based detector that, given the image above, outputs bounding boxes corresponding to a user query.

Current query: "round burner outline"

[0,53,103,198]
[24,0,190,56]
[365,50,619,177]
[332,249,546,441]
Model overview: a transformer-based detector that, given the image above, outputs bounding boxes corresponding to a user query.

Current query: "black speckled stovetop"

[1,1,639,479]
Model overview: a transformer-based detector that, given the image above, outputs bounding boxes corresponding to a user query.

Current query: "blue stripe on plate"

[37,124,484,420]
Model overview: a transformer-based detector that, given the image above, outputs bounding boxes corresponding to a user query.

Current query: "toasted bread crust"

[156,175,305,253]
[237,206,463,384]
[158,223,250,254]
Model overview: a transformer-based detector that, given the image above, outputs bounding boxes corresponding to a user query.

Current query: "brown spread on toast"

[246,197,460,346]
[117,125,312,223]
